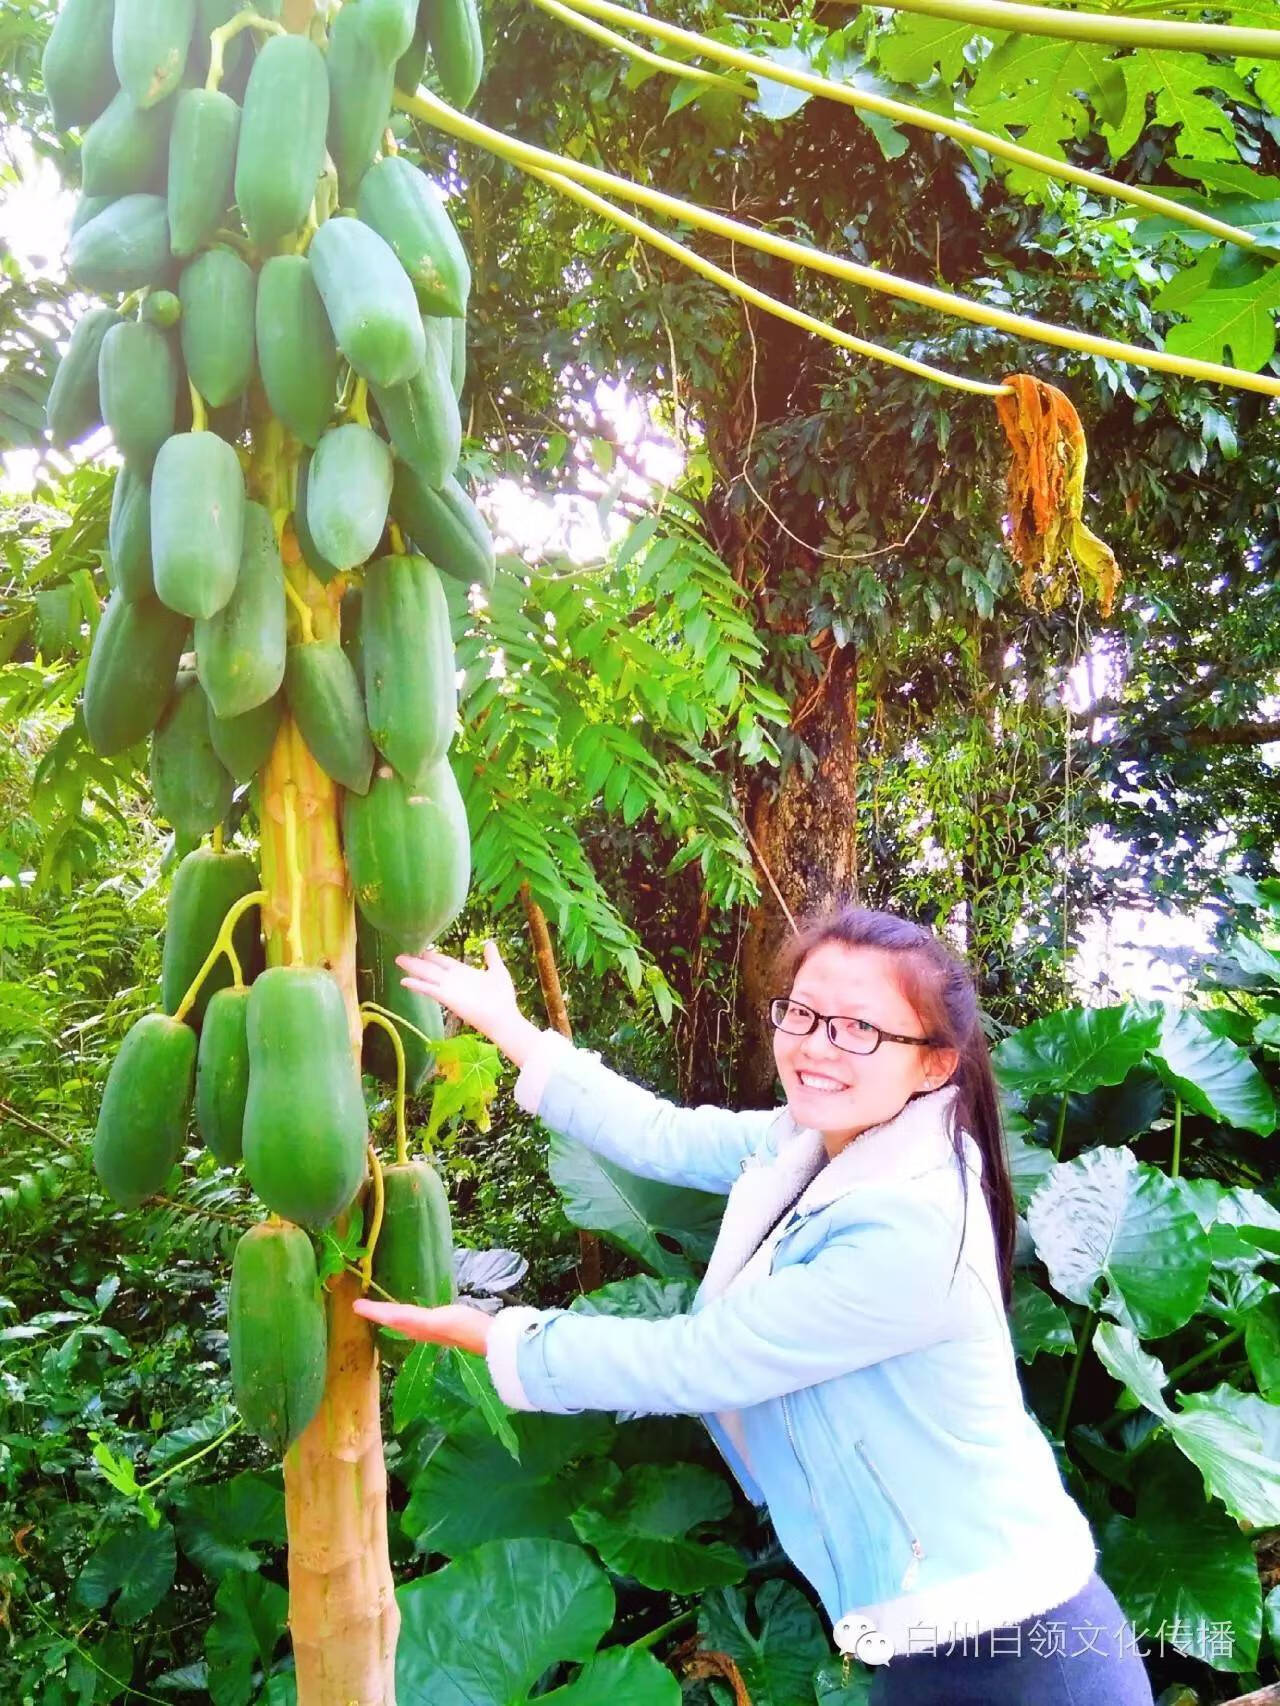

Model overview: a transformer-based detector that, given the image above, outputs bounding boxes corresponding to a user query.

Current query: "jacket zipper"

[781,1391,845,1607]
[854,1439,925,1590]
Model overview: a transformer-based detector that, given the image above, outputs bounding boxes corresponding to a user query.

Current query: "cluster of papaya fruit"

[46,0,483,1455]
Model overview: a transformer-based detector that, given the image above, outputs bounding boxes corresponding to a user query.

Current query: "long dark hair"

[769,904,1017,1310]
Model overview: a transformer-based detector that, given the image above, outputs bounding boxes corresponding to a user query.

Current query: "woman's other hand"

[396,939,543,1066]
[352,1298,492,1355]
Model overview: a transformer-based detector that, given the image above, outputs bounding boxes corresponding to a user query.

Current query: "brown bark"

[518,881,601,1292]
[738,647,863,1105]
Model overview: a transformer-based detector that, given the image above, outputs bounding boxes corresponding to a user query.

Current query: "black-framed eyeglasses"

[768,996,935,1056]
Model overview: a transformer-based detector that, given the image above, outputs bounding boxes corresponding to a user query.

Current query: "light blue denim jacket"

[485,1030,1097,1663]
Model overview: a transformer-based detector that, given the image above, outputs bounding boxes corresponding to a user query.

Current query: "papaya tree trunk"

[253,432,399,1703]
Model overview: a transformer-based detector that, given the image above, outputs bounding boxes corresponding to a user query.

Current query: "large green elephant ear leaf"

[548,1132,724,1277]
[698,1577,834,1704]
[401,1409,618,1558]
[1148,1006,1277,1135]
[992,1003,1162,1096]
[1025,1145,1210,1337]
[396,1537,623,1704]
[1099,1443,1262,1674]
[1094,1326,1280,1528]
[538,1644,681,1705]
[570,1462,747,1594]
[569,1274,697,1320]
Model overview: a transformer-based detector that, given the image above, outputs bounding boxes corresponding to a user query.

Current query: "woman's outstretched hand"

[396,940,544,1067]
[353,1298,491,1356]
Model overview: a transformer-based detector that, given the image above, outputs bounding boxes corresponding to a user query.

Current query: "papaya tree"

[43,0,485,1696]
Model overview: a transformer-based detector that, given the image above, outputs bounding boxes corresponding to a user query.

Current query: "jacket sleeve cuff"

[513,1029,580,1116]
[485,1305,548,1410]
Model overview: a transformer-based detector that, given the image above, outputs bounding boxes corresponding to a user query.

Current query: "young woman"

[354,906,1156,1705]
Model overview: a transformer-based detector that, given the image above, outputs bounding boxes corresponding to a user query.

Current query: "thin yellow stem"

[282,576,315,643]
[349,378,371,429]
[360,1144,386,1289]
[534,0,750,93]
[211,825,223,853]
[225,939,244,989]
[849,0,1280,60]
[543,0,1265,252]
[388,524,407,555]
[205,8,286,91]
[281,783,304,966]
[189,380,207,434]
[397,86,1280,398]
[359,999,439,1061]
[174,889,267,1022]
[532,167,1007,396]
[141,1419,243,1491]
[360,1010,409,1163]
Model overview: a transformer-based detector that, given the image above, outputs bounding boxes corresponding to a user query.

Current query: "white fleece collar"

[781,1082,977,1211]
[694,1086,976,1309]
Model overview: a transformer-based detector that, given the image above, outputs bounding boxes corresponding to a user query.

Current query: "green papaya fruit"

[161,845,264,1025]
[356,156,469,317]
[343,757,470,942]
[80,84,174,198]
[308,215,425,389]
[151,670,234,838]
[256,255,338,449]
[361,0,417,60]
[46,305,120,449]
[292,450,342,583]
[363,553,456,780]
[284,641,375,795]
[305,423,393,574]
[108,462,153,602]
[93,1012,196,1207]
[228,1221,327,1453]
[369,1159,455,1364]
[370,327,459,490]
[206,691,283,783]
[112,0,195,108]
[167,86,239,257]
[390,465,494,590]
[394,5,430,95]
[195,501,285,720]
[151,430,246,619]
[356,913,444,1093]
[42,0,118,132]
[242,965,368,1228]
[325,1,396,201]
[195,984,250,1164]
[422,0,482,108]
[179,246,256,408]
[82,589,188,756]
[97,318,178,470]
[234,33,329,249]
[140,288,182,327]
[67,193,173,295]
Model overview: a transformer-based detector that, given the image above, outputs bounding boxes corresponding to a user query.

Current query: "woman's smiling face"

[772,941,958,1150]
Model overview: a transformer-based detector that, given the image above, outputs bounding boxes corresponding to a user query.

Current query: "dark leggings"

[867,1570,1156,1705]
